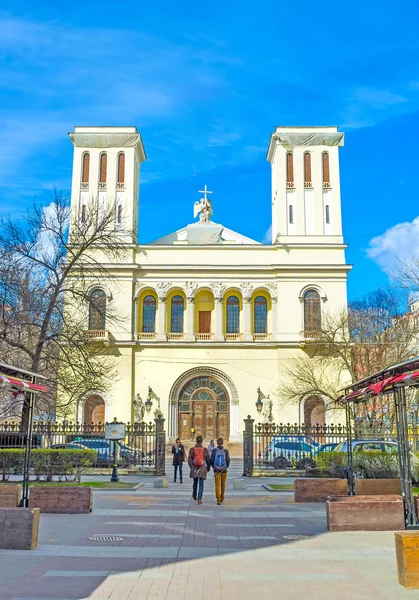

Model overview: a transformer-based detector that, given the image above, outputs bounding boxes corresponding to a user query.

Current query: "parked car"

[334,439,400,454]
[72,438,143,465]
[49,442,90,450]
[264,436,318,469]
[314,442,339,456]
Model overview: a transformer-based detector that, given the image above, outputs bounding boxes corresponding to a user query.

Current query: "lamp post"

[256,387,264,416]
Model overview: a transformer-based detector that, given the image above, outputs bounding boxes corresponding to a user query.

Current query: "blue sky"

[1,1,419,299]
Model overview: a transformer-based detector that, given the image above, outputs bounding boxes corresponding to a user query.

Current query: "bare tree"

[281,286,417,424]
[0,191,128,423]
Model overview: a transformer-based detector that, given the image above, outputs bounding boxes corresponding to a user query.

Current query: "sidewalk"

[0,470,416,600]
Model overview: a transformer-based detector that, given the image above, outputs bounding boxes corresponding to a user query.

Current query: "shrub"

[315,452,347,478]
[0,449,25,481]
[31,449,97,482]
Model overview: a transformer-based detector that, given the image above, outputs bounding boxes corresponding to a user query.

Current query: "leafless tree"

[0,191,129,423]
[281,286,417,424]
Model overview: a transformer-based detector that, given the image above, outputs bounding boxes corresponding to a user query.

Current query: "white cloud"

[366,216,419,274]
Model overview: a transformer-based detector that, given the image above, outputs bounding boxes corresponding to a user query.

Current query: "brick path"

[0,463,417,599]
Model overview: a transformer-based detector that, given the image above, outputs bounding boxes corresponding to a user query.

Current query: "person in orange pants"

[211,437,230,505]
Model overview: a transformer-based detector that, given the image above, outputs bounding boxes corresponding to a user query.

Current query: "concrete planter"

[355,478,401,495]
[395,531,419,588]
[0,484,21,507]
[327,494,405,532]
[294,477,348,502]
[0,508,40,550]
[28,486,92,513]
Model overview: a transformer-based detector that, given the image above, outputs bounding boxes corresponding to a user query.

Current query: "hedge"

[0,448,97,482]
[315,450,419,480]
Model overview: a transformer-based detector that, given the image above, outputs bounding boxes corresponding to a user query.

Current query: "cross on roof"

[199,184,213,201]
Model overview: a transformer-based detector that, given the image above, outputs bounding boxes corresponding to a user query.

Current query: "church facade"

[68,125,350,442]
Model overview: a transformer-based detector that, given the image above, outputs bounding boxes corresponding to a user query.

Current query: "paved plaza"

[0,462,417,600]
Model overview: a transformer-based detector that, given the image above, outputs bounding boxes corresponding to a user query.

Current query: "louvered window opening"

[82,153,90,183]
[322,152,330,183]
[226,296,240,334]
[254,296,267,334]
[304,153,311,183]
[118,153,125,183]
[325,205,330,224]
[81,205,87,223]
[89,289,106,330]
[286,153,294,183]
[142,296,156,333]
[171,296,184,333]
[99,153,107,183]
[304,290,321,332]
[117,205,122,224]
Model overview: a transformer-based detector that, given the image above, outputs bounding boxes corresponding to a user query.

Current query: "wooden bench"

[395,532,419,589]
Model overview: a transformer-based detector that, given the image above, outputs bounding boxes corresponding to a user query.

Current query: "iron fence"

[243,416,411,476]
[0,417,166,475]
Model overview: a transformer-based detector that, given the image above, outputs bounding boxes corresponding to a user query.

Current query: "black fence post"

[155,417,166,476]
[243,415,254,476]
[20,391,35,507]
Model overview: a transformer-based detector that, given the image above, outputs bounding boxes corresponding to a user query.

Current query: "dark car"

[264,437,317,469]
[49,442,90,450]
[314,442,339,456]
[72,438,143,466]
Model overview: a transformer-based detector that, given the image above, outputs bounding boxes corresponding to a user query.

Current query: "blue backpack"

[214,448,227,472]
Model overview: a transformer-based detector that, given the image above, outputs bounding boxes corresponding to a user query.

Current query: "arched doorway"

[304,396,326,427]
[178,376,229,442]
[83,394,105,424]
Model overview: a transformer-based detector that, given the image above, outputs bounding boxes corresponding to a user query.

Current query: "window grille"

[171,295,184,333]
[254,296,267,334]
[89,289,106,330]
[142,295,156,333]
[226,296,240,333]
[304,290,321,332]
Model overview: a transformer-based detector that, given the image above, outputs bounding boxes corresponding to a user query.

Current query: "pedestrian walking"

[188,435,211,504]
[171,438,185,483]
[207,439,216,454]
[211,437,230,505]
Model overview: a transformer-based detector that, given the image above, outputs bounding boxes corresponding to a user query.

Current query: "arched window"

[304,152,311,184]
[289,205,294,224]
[117,153,125,184]
[322,152,330,185]
[117,205,122,225]
[99,153,107,183]
[88,289,106,330]
[286,152,294,186]
[227,296,240,334]
[81,152,90,184]
[325,205,330,224]
[254,296,267,334]
[304,290,321,333]
[142,295,156,333]
[171,295,184,333]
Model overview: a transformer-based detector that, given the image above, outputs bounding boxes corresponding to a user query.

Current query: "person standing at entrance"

[188,435,211,504]
[208,439,216,454]
[171,438,185,483]
[211,438,230,505]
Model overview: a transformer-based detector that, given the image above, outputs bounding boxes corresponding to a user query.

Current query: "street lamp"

[145,390,153,414]
[256,387,264,415]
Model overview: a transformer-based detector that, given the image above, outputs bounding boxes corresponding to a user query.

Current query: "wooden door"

[179,412,191,441]
[217,412,229,442]
[199,311,211,333]
[192,401,216,441]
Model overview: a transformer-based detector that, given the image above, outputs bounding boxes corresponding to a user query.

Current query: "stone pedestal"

[29,486,92,513]
[395,532,419,588]
[0,508,40,550]
[154,478,169,488]
[327,495,405,532]
[294,478,348,502]
[0,484,21,507]
[186,222,223,245]
[233,479,246,490]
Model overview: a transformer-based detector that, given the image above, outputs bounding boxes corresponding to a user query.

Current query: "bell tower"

[68,126,146,244]
[267,126,344,243]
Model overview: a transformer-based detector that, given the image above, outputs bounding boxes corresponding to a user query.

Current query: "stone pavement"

[0,462,418,599]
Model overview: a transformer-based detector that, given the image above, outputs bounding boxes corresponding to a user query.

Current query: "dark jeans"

[174,464,183,481]
[192,477,205,499]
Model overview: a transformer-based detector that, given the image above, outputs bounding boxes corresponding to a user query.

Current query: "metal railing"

[137,332,157,340]
[253,333,272,341]
[167,333,185,341]
[196,333,214,341]
[0,418,166,475]
[243,417,402,476]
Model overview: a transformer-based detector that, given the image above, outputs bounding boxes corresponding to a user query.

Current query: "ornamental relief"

[209,281,226,300]
[184,281,198,298]
[240,282,253,302]
[155,281,172,300]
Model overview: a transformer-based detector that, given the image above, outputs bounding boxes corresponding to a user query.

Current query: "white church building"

[68,125,350,443]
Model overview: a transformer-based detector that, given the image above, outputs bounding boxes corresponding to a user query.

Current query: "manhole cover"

[88,535,124,542]
[283,534,312,540]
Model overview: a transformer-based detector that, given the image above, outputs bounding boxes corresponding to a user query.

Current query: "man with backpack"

[188,435,211,505]
[211,437,230,505]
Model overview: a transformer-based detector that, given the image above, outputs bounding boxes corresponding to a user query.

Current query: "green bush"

[315,452,346,477]
[0,448,97,483]
[0,449,25,481]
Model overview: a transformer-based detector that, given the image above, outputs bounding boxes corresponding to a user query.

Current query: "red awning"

[391,371,419,387]
[0,374,48,394]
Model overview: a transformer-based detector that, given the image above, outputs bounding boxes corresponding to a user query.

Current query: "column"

[185,298,195,341]
[243,299,252,341]
[156,297,167,341]
[214,297,224,341]
[271,298,279,341]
